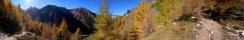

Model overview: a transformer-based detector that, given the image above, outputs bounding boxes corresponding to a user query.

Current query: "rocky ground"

[195,18,223,40]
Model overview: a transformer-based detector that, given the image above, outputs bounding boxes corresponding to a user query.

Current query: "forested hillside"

[1,0,244,40]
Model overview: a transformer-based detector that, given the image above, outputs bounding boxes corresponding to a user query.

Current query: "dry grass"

[141,13,198,40]
[141,21,197,40]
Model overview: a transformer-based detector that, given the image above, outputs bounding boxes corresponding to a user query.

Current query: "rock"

[191,16,195,19]
[235,30,244,37]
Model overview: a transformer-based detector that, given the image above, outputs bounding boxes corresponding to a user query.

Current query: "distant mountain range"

[25,5,95,35]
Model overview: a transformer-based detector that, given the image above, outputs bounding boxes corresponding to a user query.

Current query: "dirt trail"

[196,18,223,40]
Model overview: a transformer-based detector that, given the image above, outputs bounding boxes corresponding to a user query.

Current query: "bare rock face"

[71,8,96,29]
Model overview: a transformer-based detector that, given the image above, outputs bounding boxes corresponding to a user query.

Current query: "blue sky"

[11,0,140,15]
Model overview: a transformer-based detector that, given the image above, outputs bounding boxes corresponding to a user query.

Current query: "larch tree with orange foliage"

[0,0,22,35]
[71,28,81,40]
[88,0,112,40]
[128,1,150,40]
[58,19,70,40]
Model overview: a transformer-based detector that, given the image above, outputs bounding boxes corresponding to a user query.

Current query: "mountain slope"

[71,7,96,29]
[26,5,94,35]
[26,7,39,19]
